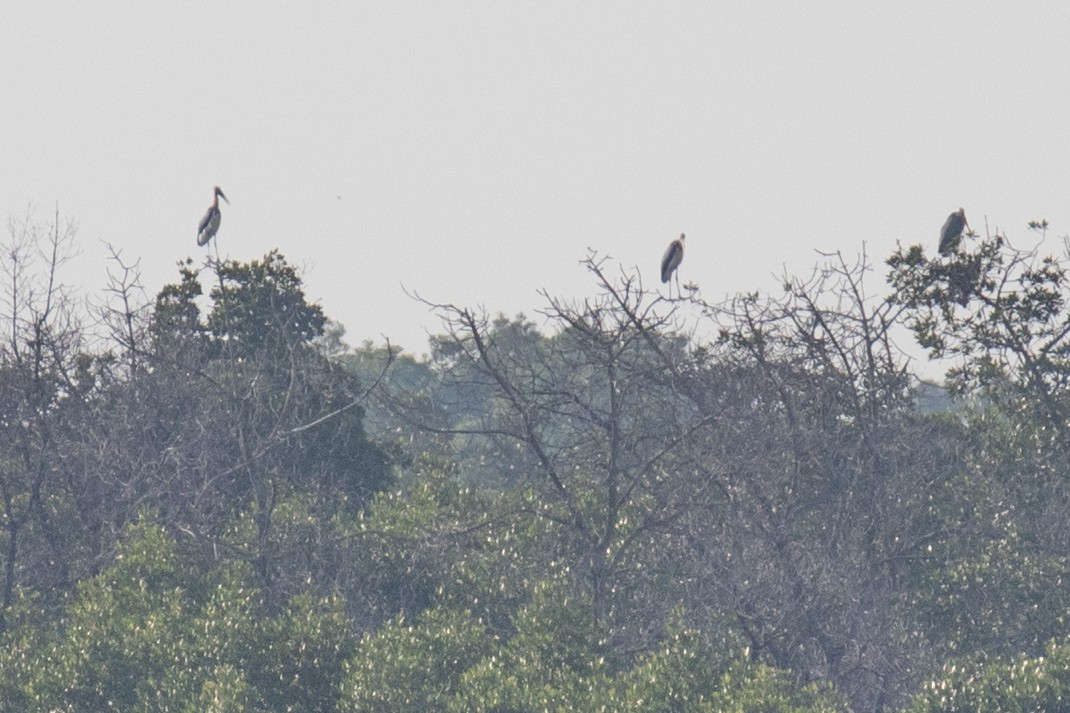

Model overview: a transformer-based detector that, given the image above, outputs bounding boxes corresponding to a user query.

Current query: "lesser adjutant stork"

[938,208,969,256]
[197,186,230,247]
[661,233,686,296]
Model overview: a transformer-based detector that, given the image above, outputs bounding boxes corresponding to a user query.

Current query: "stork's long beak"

[218,190,230,205]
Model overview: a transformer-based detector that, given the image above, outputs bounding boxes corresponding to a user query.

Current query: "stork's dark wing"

[197,207,220,246]
[661,240,683,283]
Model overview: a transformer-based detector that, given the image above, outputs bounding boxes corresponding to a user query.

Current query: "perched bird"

[660,233,686,295]
[197,186,230,246]
[938,208,969,256]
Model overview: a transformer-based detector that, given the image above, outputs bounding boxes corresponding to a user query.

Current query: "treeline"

[1,212,1070,711]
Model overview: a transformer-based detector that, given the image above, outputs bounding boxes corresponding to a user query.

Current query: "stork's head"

[679,233,686,241]
[214,186,230,205]
[958,207,968,230]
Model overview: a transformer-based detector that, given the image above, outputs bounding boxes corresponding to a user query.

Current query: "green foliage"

[188,664,255,712]
[915,524,1070,659]
[888,231,1070,416]
[252,591,355,713]
[208,249,327,357]
[339,592,842,713]
[705,658,846,713]
[346,460,552,634]
[340,605,492,711]
[614,619,725,711]
[614,616,847,713]
[73,522,183,704]
[16,515,203,711]
[151,259,207,357]
[0,591,49,711]
[908,641,1070,712]
[451,582,612,713]
[0,514,356,712]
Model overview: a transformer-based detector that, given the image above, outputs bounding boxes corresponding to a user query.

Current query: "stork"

[197,186,230,247]
[938,208,969,256]
[660,233,686,297]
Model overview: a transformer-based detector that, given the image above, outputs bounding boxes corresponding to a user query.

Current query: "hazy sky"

[4,3,1070,363]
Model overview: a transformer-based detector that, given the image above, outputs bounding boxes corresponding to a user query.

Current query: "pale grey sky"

[3,3,1070,361]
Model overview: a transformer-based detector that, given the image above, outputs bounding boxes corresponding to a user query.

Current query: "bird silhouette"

[197,186,230,247]
[938,208,969,256]
[660,233,686,296]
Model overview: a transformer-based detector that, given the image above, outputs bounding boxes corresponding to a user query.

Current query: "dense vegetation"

[2,212,1070,711]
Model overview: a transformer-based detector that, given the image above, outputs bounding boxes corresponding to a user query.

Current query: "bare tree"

[0,206,85,625]
[97,242,150,378]
[376,254,716,651]
[681,249,965,711]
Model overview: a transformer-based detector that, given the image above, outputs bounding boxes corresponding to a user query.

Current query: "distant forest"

[2,209,1070,712]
